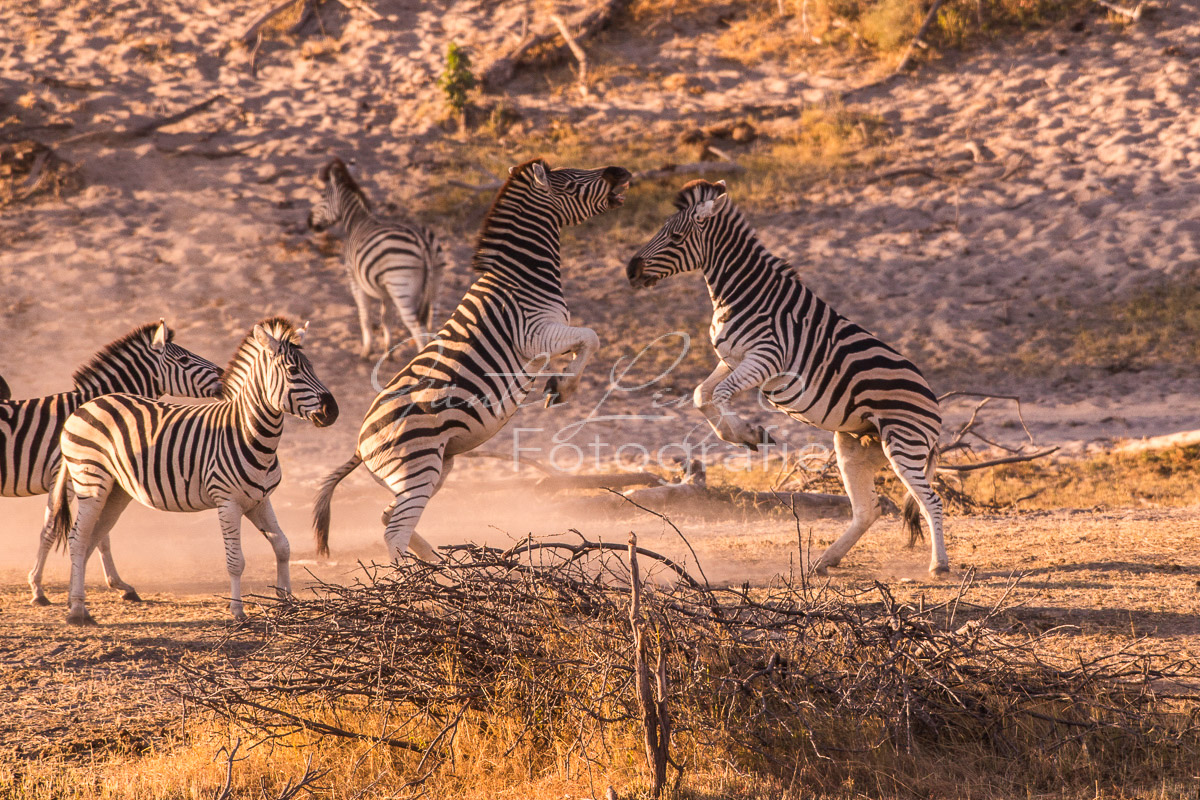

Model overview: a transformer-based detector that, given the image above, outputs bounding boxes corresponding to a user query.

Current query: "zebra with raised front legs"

[48,317,338,624]
[626,180,947,575]
[9,321,224,605]
[308,158,448,360]
[314,159,631,562]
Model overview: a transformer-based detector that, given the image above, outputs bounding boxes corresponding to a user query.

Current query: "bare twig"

[550,14,590,98]
[937,447,1060,472]
[894,0,948,75]
[61,94,228,146]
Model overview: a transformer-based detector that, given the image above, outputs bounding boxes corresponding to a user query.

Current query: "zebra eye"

[669,230,687,244]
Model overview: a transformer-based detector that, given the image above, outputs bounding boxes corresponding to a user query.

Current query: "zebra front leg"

[533,323,600,407]
[694,358,778,449]
[217,502,249,620]
[812,432,890,575]
[244,499,292,599]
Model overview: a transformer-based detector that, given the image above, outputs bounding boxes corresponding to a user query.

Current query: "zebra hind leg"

[348,274,374,360]
[812,432,889,575]
[380,454,450,562]
[379,301,393,361]
[66,485,116,625]
[92,488,139,601]
[880,430,948,575]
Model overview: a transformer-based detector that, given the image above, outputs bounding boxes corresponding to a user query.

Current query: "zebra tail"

[49,463,73,554]
[314,454,363,557]
[902,449,939,547]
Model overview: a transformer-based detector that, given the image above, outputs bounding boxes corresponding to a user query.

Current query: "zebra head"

[248,318,339,427]
[307,157,369,232]
[151,320,225,398]
[506,160,631,226]
[626,180,731,289]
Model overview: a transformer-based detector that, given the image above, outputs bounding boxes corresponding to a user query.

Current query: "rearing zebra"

[308,158,448,359]
[627,180,947,575]
[8,321,224,605]
[49,317,338,624]
[314,159,631,561]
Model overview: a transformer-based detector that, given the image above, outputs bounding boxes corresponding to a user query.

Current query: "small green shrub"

[438,42,477,128]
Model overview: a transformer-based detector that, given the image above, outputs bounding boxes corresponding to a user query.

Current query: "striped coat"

[49,318,338,624]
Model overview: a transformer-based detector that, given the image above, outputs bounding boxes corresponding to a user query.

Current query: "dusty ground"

[3,0,1200,782]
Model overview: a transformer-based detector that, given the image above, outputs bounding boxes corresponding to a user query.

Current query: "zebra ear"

[694,193,729,222]
[296,321,309,344]
[531,162,552,193]
[151,319,168,353]
[253,324,283,356]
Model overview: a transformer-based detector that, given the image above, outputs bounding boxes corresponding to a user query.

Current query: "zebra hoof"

[930,565,951,577]
[121,589,142,603]
[66,610,97,626]
[30,594,51,607]
[543,376,564,407]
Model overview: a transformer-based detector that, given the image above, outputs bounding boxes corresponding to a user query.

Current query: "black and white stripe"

[49,317,338,624]
[10,321,224,605]
[309,158,448,359]
[627,180,947,574]
[314,159,631,561]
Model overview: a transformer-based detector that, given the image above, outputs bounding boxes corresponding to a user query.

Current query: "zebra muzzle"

[310,393,340,427]
[626,257,657,289]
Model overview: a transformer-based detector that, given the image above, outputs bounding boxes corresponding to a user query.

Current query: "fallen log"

[481,0,628,90]
[1115,429,1200,455]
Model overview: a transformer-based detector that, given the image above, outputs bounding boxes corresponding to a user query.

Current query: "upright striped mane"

[471,157,547,274]
[321,158,372,211]
[72,322,167,390]
[220,317,302,400]
[672,179,725,211]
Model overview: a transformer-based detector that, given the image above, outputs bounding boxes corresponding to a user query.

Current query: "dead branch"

[894,0,948,75]
[61,94,227,146]
[1115,428,1200,454]
[634,161,745,182]
[1091,0,1146,19]
[550,14,590,99]
[481,0,629,90]
[937,447,1060,472]
[629,533,670,798]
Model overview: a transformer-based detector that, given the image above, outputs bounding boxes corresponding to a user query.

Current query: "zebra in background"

[49,317,338,625]
[10,321,224,605]
[314,159,631,562]
[308,157,448,360]
[0,375,9,400]
[627,180,948,575]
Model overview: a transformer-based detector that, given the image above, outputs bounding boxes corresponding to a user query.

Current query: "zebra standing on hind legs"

[314,159,631,562]
[49,317,338,624]
[626,180,948,575]
[5,321,225,605]
[308,157,449,359]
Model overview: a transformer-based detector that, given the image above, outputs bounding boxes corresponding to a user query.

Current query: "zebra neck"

[702,232,789,308]
[230,385,285,446]
[338,194,371,227]
[73,367,155,400]
[473,223,564,291]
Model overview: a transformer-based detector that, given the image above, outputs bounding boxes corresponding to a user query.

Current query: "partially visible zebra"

[314,159,631,561]
[49,317,338,624]
[626,180,947,575]
[0,375,9,400]
[9,321,224,605]
[308,157,448,360]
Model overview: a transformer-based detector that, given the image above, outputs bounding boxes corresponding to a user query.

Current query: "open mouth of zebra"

[608,181,629,208]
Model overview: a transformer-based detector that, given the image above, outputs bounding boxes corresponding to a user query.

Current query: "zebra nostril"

[313,392,339,427]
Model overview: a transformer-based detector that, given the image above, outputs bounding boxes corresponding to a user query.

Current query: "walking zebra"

[49,317,338,624]
[626,180,947,574]
[314,159,631,561]
[308,157,448,359]
[10,321,224,605]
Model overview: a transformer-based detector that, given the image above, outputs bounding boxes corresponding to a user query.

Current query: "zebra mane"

[321,157,372,211]
[471,157,548,274]
[72,322,171,390]
[220,316,303,400]
[672,179,726,211]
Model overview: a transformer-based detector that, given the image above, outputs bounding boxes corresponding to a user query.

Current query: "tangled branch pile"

[182,541,1200,797]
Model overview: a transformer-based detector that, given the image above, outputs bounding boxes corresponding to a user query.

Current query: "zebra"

[626,180,947,575]
[0,375,9,400]
[10,321,224,606]
[314,159,631,562]
[48,317,338,624]
[308,157,449,360]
